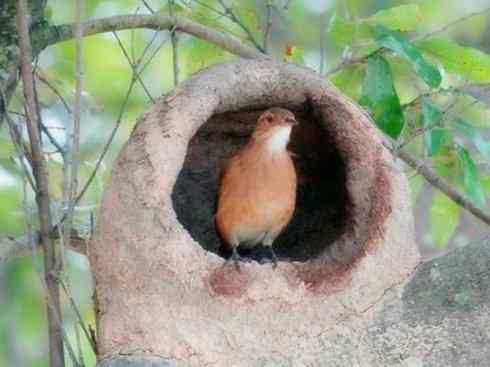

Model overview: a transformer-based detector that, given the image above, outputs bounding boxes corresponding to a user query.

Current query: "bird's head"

[252,108,298,152]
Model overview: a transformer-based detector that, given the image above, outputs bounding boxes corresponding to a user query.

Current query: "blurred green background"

[1,0,490,365]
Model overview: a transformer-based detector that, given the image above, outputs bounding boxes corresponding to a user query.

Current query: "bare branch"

[325,53,367,76]
[0,91,36,190]
[216,0,265,52]
[0,232,86,263]
[50,14,265,59]
[32,77,66,158]
[3,116,36,190]
[60,279,97,354]
[263,0,273,54]
[383,138,490,226]
[75,70,139,204]
[414,6,490,41]
[59,0,84,300]
[16,1,64,366]
[35,71,72,114]
[112,31,155,102]
[140,0,154,14]
[168,0,180,87]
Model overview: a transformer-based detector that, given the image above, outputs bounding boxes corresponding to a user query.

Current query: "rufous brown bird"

[215,108,298,269]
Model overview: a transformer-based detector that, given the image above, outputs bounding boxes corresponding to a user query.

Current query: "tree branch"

[216,0,265,53]
[47,14,265,59]
[383,139,490,226]
[263,0,273,53]
[16,1,64,365]
[0,232,87,264]
[414,6,490,41]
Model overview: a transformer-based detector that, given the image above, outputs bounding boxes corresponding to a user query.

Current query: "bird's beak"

[287,118,299,126]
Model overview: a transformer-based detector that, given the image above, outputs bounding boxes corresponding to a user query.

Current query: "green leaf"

[454,118,490,165]
[417,39,490,83]
[330,65,365,100]
[430,191,460,249]
[360,54,404,138]
[374,25,441,88]
[457,145,486,207]
[328,12,359,47]
[422,99,445,156]
[328,5,421,47]
[366,4,421,31]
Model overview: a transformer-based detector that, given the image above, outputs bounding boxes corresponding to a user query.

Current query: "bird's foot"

[230,247,242,271]
[267,247,279,269]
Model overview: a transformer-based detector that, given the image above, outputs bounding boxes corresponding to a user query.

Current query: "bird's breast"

[216,145,297,245]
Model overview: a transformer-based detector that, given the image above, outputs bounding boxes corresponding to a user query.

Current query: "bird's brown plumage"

[215,108,298,268]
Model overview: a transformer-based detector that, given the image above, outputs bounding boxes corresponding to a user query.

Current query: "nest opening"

[171,105,353,263]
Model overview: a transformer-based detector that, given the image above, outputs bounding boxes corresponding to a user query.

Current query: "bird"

[215,107,298,270]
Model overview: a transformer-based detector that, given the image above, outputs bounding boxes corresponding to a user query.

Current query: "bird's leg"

[268,247,278,269]
[263,237,278,269]
[231,246,241,271]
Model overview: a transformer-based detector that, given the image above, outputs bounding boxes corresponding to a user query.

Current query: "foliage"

[327,1,490,250]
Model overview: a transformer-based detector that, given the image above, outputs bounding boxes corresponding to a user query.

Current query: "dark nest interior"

[171,105,351,262]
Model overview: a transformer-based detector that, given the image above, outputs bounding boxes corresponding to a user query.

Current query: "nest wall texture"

[91,60,419,366]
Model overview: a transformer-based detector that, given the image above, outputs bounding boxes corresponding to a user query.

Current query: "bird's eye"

[266,115,274,123]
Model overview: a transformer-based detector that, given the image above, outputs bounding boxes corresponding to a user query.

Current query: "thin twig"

[188,0,228,17]
[130,7,140,64]
[319,11,330,74]
[168,0,180,87]
[0,231,86,264]
[140,0,154,13]
[216,0,265,52]
[136,31,172,78]
[16,1,64,366]
[31,78,66,157]
[60,2,85,364]
[383,137,490,226]
[325,53,369,76]
[180,0,249,44]
[4,123,36,190]
[60,0,83,276]
[60,279,97,354]
[0,90,37,190]
[263,0,273,54]
[75,73,138,204]
[73,26,171,206]
[414,6,490,41]
[41,123,65,157]
[112,31,155,102]
[35,71,72,114]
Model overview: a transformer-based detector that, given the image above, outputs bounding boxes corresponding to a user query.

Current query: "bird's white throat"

[267,125,292,153]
